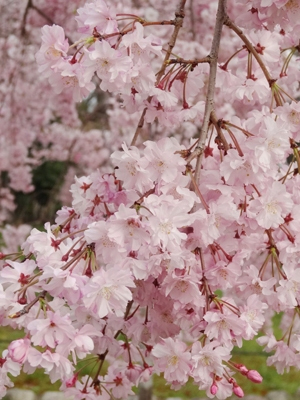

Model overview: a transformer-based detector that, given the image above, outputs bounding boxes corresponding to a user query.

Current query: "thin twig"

[194,0,228,185]
[130,0,187,146]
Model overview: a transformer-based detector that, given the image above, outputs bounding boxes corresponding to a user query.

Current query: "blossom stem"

[279,157,295,184]
[293,147,300,175]
[90,350,109,386]
[280,48,296,77]
[247,51,253,79]
[223,125,244,156]
[222,121,254,137]
[125,305,140,321]
[210,111,230,152]
[258,252,271,279]
[218,299,240,315]
[188,170,210,213]
[285,309,297,346]
[61,246,87,271]
[220,47,245,70]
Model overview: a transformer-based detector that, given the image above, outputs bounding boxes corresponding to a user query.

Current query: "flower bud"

[233,383,244,398]
[247,369,263,383]
[65,374,78,388]
[210,382,218,395]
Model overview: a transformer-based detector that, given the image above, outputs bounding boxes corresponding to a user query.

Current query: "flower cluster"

[2,0,300,399]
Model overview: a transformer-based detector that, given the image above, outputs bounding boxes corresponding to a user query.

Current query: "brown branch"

[224,17,273,84]
[193,0,228,185]
[143,20,174,27]
[9,291,47,319]
[155,0,187,84]
[167,56,211,66]
[30,3,56,26]
[30,2,74,44]
[21,0,32,35]
[130,0,187,146]
[190,0,196,41]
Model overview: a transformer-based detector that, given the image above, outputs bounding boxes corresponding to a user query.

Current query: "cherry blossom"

[152,337,192,384]
[82,267,135,318]
[3,0,300,398]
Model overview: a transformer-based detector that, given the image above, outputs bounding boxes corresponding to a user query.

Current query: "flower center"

[289,110,300,124]
[100,286,115,300]
[126,162,137,176]
[62,76,78,88]
[45,46,61,59]
[168,355,178,366]
[175,280,189,292]
[159,221,173,235]
[265,201,278,214]
[284,0,300,11]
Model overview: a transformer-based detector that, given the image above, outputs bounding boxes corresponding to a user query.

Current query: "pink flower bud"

[210,382,218,395]
[247,369,263,383]
[233,383,244,398]
[65,374,78,388]
[8,338,30,363]
[238,364,249,375]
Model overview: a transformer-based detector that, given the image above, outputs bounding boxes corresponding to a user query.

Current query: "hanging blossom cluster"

[2,0,300,398]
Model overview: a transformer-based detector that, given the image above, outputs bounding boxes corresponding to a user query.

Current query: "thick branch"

[194,0,227,185]
[21,1,74,45]
[167,56,211,66]
[31,3,56,26]
[130,0,187,146]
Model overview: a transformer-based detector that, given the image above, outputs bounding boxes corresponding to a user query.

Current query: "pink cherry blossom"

[27,311,75,348]
[4,0,300,397]
[82,267,135,318]
[36,25,69,78]
[152,337,192,384]
[76,0,118,36]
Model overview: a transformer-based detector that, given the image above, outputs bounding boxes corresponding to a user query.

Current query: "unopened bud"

[233,383,244,398]
[247,369,263,383]
[210,382,218,395]
[65,374,78,388]
[236,364,248,375]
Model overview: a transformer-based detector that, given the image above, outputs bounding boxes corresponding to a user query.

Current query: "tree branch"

[130,0,187,146]
[193,0,227,186]
[224,17,272,84]
[155,0,187,85]
[21,0,32,35]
